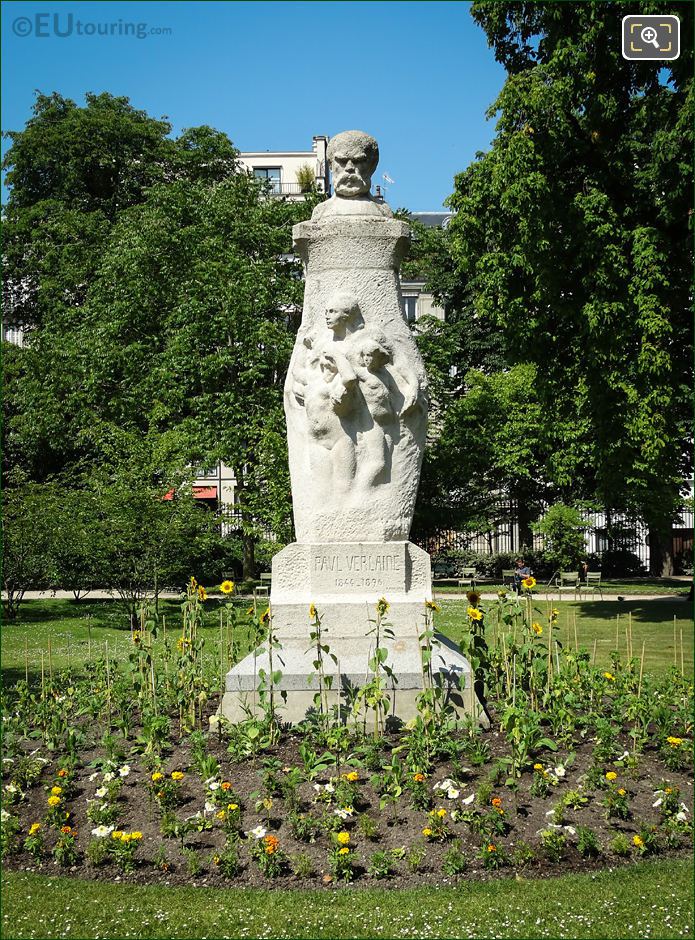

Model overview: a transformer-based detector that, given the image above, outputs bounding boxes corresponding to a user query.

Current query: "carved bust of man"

[311,130,393,221]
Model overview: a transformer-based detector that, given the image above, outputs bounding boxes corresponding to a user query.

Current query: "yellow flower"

[220,580,235,595]
[198,586,208,602]
[171,771,184,781]
[487,843,496,852]
[533,763,544,772]
[216,810,226,820]
[337,831,350,845]
[121,833,132,843]
[376,597,390,616]
[437,808,447,818]
[176,636,190,653]
[151,772,164,782]
[131,831,143,841]
[531,622,543,636]
[228,803,239,811]
[112,830,123,840]
[667,736,683,747]
[633,835,644,847]
[261,607,271,624]
[617,788,626,796]
[422,827,433,837]
[603,671,615,681]
[425,600,441,612]
[29,823,41,836]
[338,847,349,855]
[47,795,61,807]
[550,608,559,621]
[132,631,141,645]
[605,771,618,781]
[309,603,317,619]
[521,576,536,590]
[413,773,426,783]
[467,607,483,621]
[51,786,63,796]
[343,771,359,782]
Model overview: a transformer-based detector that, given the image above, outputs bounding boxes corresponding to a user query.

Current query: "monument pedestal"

[219,542,488,727]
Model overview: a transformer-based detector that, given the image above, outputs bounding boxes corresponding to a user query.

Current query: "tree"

[447,1,693,574]
[532,503,588,573]
[2,478,60,619]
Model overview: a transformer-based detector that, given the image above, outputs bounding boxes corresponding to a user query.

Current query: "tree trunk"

[648,520,674,577]
[242,534,256,581]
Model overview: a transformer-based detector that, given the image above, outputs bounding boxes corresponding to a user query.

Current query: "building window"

[402,296,418,322]
[254,167,281,193]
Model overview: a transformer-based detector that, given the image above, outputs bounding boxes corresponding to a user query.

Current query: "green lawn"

[1,596,692,683]
[433,578,689,596]
[2,861,693,939]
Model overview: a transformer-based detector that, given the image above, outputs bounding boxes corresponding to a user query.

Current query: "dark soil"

[3,698,693,889]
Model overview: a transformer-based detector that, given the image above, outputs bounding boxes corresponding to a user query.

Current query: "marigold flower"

[228,803,239,811]
[603,672,615,681]
[111,831,124,840]
[437,808,447,818]
[309,603,318,619]
[531,622,543,636]
[47,795,61,807]
[617,788,626,796]
[57,769,68,778]
[151,772,164,782]
[121,833,132,843]
[533,763,544,772]
[338,847,349,855]
[220,580,235,595]
[605,771,618,781]
[51,786,63,796]
[60,825,72,834]
[422,827,433,837]
[667,736,683,747]
[131,832,143,841]
[216,810,226,820]
[343,771,359,782]
[521,576,536,590]
[29,823,41,836]
[487,844,496,852]
[633,835,644,847]
[337,831,350,845]
[263,834,279,854]
[491,797,502,808]
[171,771,184,781]
[413,773,426,783]
[221,782,232,791]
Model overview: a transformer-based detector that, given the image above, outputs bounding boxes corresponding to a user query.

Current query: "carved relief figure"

[303,351,358,496]
[350,334,401,490]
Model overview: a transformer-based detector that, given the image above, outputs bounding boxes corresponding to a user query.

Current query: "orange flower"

[221,782,232,791]
[263,834,279,855]
[413,773,426,783]
[60,825,73,834]
[487,843,496,852]
[491,797,502,808]
[57,769,68,778]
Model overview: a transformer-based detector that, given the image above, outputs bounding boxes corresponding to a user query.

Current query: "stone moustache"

[286,130,429,543]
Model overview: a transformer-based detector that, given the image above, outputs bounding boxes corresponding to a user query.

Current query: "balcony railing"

[265,182,326,196]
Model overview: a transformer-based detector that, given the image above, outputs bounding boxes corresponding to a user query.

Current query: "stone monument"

[220,130,485,725]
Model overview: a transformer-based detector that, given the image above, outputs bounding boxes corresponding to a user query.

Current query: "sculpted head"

[355,335,390,371]
[327,131,379,198]
[325,291,361,331]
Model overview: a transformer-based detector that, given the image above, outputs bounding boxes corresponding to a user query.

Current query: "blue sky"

[2,0,507,209]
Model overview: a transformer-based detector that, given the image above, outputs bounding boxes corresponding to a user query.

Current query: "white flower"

[554,766,566,778]
[546,824,563,831]
[95,787,107,799]
[118,765,131,778]
[102,772,115,783]
[4,783,18,794]
[209,715,220,729]
[676,811,687,822]
[324,783,335,793]
[446,788,460,800]
[1,809,10,823]
[545,809,556,817]
[333,807,354,819]
[680,802,689,813]
[204,801,216,815]
[207,781,220,792]
[312,784,321,792]
[461,793,475,805]
[564,826,576,835]
[247,825,267,839]
[434,778,455,792]
[652,798,663,808]
[89,772,99,782]
[91,825,114,838]
[618,750,630,761]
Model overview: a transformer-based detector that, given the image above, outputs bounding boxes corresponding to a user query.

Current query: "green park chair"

[578,571,603,600]
[557,571,580,596]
